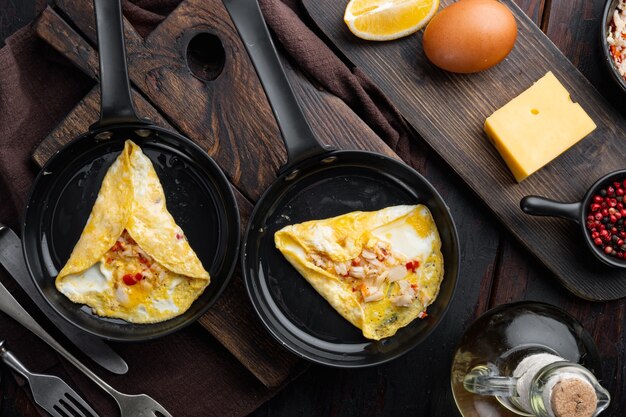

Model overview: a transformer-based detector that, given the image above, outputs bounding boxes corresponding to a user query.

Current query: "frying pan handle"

[222,0,331,174]
[90,0,145,130]
[520,196,582,223]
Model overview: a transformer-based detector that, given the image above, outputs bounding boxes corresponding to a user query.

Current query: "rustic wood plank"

[545,0,606,78]
[36,0,286,202]
[31,87,173,167]
[513,0,546,26]
[545,0,626,115]
[33,7,98,79]
[199,190,303,388]
[304,0,626,301]
[32,7,171,167]
[0,0,36,47]
[198,273,306,388]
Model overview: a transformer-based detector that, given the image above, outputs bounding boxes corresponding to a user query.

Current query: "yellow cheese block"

[484,71,596,182]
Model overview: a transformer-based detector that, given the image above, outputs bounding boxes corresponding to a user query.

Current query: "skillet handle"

[222,0,331,175]
[90,0,144,130]
[520,196,582,223]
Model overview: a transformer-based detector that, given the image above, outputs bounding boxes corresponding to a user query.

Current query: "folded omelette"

[275,205,444,340]
[56,140,210,323]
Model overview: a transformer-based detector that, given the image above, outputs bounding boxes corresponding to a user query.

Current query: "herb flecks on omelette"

[274,205,444,340]
[56,140,210,324]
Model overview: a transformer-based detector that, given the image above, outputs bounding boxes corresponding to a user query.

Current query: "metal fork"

[0,285,173,417]
[57,350,173,417]
[0,267,172,417]
[0,340,99,417]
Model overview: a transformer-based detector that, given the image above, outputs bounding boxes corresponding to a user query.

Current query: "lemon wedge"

[344,0,439,41]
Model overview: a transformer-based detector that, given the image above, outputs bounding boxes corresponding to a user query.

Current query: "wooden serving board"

[303,0,626,301]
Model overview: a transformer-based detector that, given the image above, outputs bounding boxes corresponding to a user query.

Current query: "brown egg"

[422,0,517,73]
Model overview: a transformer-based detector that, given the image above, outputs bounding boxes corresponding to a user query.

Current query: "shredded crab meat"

[608,0,626,79]
[306,238,422,306]
[115,286,129,304]
[349,266,366,279]
[106,230,165,290]
[334,262,348,276]
[374,271,388,287]
[391,280,417,307]
[363,289,384,303]
[388,265,408,282]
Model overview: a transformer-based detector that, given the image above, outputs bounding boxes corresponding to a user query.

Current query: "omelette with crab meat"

[55,140,210,323]
[274,205,444,340]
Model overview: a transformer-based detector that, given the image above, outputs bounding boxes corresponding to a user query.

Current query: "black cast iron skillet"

[224,0,459,367]
[21,0,240,341]
[521,169,626,269]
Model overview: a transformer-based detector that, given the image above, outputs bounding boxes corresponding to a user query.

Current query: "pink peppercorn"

[585,179,626,260]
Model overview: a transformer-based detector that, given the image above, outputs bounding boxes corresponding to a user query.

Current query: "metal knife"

[0,224,128,375]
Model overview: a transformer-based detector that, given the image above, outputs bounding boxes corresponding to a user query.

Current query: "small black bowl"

[521,169,626,268]
[601,0,626,94]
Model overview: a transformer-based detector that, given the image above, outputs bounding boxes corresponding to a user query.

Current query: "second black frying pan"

[21,0,240,341]
[224,0,459,366]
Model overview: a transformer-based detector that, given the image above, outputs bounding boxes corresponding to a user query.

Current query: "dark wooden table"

[1,1,624,417]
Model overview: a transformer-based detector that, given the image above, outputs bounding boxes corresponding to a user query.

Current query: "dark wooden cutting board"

[303,0,626,301]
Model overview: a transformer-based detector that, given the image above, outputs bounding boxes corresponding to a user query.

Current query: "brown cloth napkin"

[0,0,414,416]
[259,0,419,166]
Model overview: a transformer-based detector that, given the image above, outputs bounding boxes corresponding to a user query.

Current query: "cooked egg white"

[57,253,205,323]
[60,264,111,297]
[371,206,436,260]
[274,205,444,340]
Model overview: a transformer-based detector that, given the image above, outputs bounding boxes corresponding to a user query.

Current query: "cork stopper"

[551,378,598,417]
